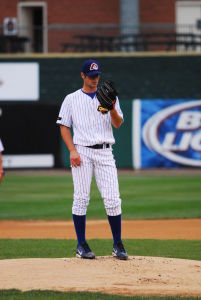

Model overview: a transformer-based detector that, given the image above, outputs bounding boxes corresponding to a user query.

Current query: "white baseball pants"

[71,145,122,216]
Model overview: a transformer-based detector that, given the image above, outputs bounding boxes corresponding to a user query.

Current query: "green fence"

[1,53,201,104]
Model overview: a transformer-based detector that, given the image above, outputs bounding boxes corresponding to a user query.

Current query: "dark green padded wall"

[33,55,201,101]
[112,101,132,168]
[1,54,201,103]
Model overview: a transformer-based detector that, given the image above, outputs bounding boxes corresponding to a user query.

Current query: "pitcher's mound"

[0,256,201,297]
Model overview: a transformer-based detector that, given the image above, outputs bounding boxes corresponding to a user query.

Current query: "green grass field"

[0,172,201,300]
[0,172,201,220]
[0,239,201,260]
[1,290,200,300]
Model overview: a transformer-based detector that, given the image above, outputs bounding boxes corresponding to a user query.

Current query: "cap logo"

[90,63,98,71]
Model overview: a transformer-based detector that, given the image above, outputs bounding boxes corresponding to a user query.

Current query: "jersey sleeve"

[115,97,124,121]
[56,95,72,128]
[0,139,4,152]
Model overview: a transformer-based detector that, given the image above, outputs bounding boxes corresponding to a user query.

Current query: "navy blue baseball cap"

[81,59,101,76]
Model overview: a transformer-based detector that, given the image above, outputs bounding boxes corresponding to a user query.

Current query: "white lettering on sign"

[162,132,201,152]
[191,133,201,151]
[176,111,201,130]
[162,132,192,151]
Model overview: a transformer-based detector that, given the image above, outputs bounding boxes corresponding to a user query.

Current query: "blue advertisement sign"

[133,99,201,168]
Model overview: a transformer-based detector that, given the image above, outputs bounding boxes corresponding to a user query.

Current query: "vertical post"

[120,0,139,51]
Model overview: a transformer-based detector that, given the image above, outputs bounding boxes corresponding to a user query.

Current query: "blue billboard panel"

[133,99,201,168]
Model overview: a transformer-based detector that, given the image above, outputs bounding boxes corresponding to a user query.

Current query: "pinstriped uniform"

[0,139,4,152]
[57,89,123,216]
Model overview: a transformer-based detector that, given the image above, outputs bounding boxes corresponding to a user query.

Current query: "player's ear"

[81,72,86,80]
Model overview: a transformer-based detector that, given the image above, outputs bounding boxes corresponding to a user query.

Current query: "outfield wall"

[0,53,201,168]
[1,53,201,102]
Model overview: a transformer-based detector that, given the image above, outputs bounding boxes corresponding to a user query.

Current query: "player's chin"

[91,82,98,86]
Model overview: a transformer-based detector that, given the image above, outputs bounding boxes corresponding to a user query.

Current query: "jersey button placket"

[93,99,99,140]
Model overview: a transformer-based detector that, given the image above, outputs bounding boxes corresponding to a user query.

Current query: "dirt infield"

[0,256,201,297]
[0,219,201,239]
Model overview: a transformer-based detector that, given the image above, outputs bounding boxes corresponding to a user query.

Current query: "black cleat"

[112,241,128,260]
[76,241,95,259]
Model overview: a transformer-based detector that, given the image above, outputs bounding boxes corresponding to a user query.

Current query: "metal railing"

[0,23,201,53]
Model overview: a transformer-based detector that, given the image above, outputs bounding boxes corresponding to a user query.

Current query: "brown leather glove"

[96,80,118,114]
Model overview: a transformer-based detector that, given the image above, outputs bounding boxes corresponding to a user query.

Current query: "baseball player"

[0,138,4,182]
[57,59,128,260]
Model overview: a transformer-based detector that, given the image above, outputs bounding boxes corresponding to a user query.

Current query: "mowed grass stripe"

[0,239,201,261]
[1,290,200,300]
[0,174,201,219]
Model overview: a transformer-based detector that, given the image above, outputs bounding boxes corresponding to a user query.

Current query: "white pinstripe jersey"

[57,89,123,146]
[0,138,4,152]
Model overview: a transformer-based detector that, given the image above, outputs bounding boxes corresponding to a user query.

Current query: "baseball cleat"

[112,241,128,260]
[76,241,95,259]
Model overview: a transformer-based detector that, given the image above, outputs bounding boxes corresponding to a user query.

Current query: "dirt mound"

[0,256,201,297]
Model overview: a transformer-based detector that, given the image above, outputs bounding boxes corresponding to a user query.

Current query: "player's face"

[81,72,100,92]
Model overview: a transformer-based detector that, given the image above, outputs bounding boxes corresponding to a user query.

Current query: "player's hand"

[70,150,81,167]
[0,169,5,183]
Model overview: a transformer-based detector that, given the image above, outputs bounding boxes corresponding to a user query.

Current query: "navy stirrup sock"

[107,214,121,244]
[72,214,86,245]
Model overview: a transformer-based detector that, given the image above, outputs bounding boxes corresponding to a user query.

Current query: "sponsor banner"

[0,63,39,101]
[3,154,54,168]
[133,99,201,168]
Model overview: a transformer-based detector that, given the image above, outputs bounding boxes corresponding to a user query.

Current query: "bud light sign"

[133,100,201,168]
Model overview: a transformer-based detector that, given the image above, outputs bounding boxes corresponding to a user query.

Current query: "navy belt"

[86,143,110,149]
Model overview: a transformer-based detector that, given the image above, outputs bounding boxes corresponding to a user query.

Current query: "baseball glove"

[96,80,118,114]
